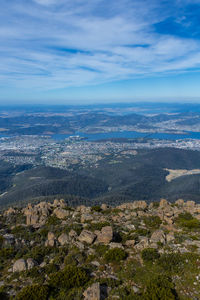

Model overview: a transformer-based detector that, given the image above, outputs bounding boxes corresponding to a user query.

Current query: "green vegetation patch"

[175,212,200,230]
[143,216,162,230]
[86,221,110,231]
[143,275,178,300]
[16,284,49,300]
[141,248,160,263]
[49,265,89,290]
[104,248,127,263]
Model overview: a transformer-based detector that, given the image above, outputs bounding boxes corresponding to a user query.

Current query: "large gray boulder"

[97,226,113,244]
[13,259,27,272]
[27,258,37,270]
[58,233,69,246]
[53,208,69,219]
[45,232,56,247]
[151,230,166,244]
[78,230,96,244]
[83,282,100,300]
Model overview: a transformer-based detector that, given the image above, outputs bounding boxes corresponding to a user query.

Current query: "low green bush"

[175,212,200,230]
[0,286,8,300]
[141,248,160,262]
[143,275,178,300]
[86,221,110,231]
[15,284,49,300]
[152,202,160,208]
[0,247,15,260]
[23,245,52,263]
[0,235,4,248]
[63,223,82,235]
[91,205,102,212]
[157,252,184,274]
[49,265,89,290]
[143,216,162,229]
[93,244,109,256]
[46,215,61,226]
[104,248,127,263]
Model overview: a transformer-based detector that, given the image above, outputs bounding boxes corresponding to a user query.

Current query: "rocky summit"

[0,198,200,299]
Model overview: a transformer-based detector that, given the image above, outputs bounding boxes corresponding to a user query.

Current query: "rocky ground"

[0,198,200,299]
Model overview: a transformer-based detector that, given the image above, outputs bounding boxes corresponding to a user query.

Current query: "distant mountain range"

[0,110,200,135]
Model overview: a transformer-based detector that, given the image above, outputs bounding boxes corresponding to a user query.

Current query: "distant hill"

[0,166,108,207]
[1,148,200,207]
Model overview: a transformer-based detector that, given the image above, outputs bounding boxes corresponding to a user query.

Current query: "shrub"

[0,286,8,300]
[93,244,109,256]
[143,216,162,229]
[0,235,4,248]
[86,221,110,231]
[134,228,150,238]
[176,212,193,221]
[152,202,160,208]
[184,219,200,230]
[118,231,135,243]
[141,248,160,262]
[158,252,184,274]
[44,263,59,275]
[15,284,49,300]
[46,215,61,226]
[143,275,177,300]
[175,212,200,230]
[23,246,52,263]
[91,205,102,212]
[63,223,82,236]
[0,247,15,260]
[38,227,49,239]
[49,265,89,290]
[104,248,127,263]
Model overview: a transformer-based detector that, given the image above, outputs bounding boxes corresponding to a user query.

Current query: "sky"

[1,0,200,104]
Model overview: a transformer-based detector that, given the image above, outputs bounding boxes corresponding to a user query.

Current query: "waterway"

[52,131,200,141]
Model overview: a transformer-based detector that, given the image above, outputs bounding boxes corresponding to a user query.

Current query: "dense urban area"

[0,135,200,170]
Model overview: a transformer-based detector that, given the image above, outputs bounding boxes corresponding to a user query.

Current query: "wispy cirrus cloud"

[0,0,200,92]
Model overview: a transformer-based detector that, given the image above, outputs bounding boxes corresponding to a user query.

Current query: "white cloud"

[0,0,200,91]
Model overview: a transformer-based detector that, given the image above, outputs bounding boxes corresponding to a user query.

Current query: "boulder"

[76,205,91,213]
[81,214,93,223]
[78,230,96,244]
[125,240,135,247]
[151,230,166,244]
[4,207,16,216]
[109,242,124,249]
[132,201,147,210]
[101,204,110,211]
[166,232,175,243]
[13,259,27,272]
[48,232,55,240]
[3,234,15,246]
[53,208,69,219]
[74,241,85,250]
[83,282,100,300]
[135,237,149,251]
[58,233,69,246]
[27,258,37,270]
[97,226,113,244]
[175,199,185,207]
[159,199,169,208]
[69,229,78,238]
[45,232,56,247]
[26,214,40,226]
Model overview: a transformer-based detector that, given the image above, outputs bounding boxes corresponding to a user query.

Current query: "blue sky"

[1,0,200,104]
